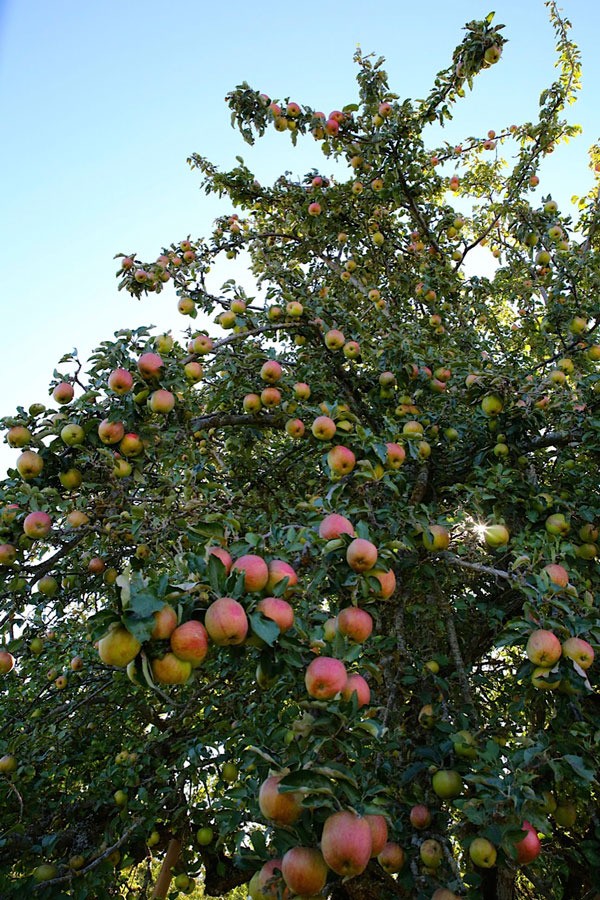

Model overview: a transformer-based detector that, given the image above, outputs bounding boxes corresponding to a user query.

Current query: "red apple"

[151,604,178,640]
[266,560,298,594]
[23,511,52,540]
[204,597,248,645]
[386,442,406,469]
[409,804,431,829]
[562,636,594,669]
[324,329,345,350]
[119,433,144,457]
[526,630,562,666]
[243,393,262,413]
[0,651,15,674]
[346,538,378,572]
[260,387,281,408]
[293,382,311,400]
[169,621,209,666]
[257,598,294,633]
[16,450,44,480]
[321,811,372,877]
[231,554,269,592]
[281,847,328,896]
[285,418,305,438]
[258,774,302,825]
[364,814,388,857]
[319,514,355,540]
[514,821,541,865]
[542,563,569,588]
[369,568,396,599]
[149,389,175,414]
[327,445,356,476]
[137,352,163,379]
[312,415,337,440]
[108,368,134,395]
[305,656,347,699]
[260,360,282,383]
[341,673,371,707]
[378,842,405,874]
[52,382,74,404]
[98,419,125,445]
[207,546,233,574]
[151,652,192,684]
[337,607,373,642]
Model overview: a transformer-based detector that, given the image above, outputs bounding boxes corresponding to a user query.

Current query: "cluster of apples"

[118,240,197,296]
[97,550,299,685]
[526,626,594,691]
[251,778,405,898]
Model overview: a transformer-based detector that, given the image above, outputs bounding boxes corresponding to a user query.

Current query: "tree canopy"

[1,4,600,899]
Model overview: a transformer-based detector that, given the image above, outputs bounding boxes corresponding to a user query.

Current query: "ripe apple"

[66,510,89,528]
[484,524,510,548]
[305,656,347,699]
[259,774,303,825]
[257,597,294,633]
[341,673,371,707]
[327,445,356,476]
[285,418,305,438]
[369,568,396,599]
[59,467,83,490]
[0,651,15,674]
[7,425,32,447]
[324,329,345,350]
[119,433,144,457]
[377,841,405,873]
[151,604,178,640]
[98,625,141,667]
[402,420,424,438]
[149,389,175,414]
[260,360,283,383]
[337,607,373,642]
[422,524,450,551]
[318,513,355,540]
[308,201,322,216]
[542,563,569,588]
[469,837,497,868]
[88,556,106,574]
[108,368,134,395]
[137,352,163,379]
[23,511,52,540]
[183,361,203,383]
[151,652,192,684]
[343,341,361,359]
[514,821,541,865]
[0,544,17,566]
[526,630,562,666]
[323,617,338,641]
[243,393,262,413]
[294,382,311,400]
[385,442,406,468]
[562,637,594,669]
[170,620,209,665]
[260,387,281,408]
[206,545,232,574]
[53,382,74,404]
[16,450,44,480]
[254,859,285,899]
[311,416,337,440]
[545,513,570,536]
[205,597,248,645]
[363,814,388,857]
[98,419,125,445]
[281,847,328,896]
[346,538,378,572]
[410,805,432,829]
[420,838,443,868]
[231,554,269,591]
[321,811,372,877]
[432,769,462,800]
[191,334,213,354]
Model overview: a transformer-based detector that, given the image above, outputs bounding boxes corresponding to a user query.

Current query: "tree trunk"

[328,863,408,900]
[151,836,181,900]
[481,865,515,900]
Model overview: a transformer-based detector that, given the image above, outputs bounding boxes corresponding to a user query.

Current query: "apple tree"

[1,4,600,899]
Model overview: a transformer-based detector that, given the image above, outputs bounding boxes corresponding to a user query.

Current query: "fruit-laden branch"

[439,552,520,584]
[524,429,582,451]
[191,411,287,433]
[31,819,143,892]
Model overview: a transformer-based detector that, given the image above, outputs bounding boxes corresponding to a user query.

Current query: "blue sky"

[0,0,598,475]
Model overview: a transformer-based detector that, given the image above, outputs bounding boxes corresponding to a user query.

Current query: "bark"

[481,865,515,900]
[328,862,408,900]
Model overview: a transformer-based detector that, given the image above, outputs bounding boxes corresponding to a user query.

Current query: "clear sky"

[0,0,598,476]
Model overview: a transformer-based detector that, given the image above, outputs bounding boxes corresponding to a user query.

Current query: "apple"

[149,389,175,414]
[204,597,248,645]
[261,360,282,383]
[346,538,378,572]
[409,805,432,829]
[452,730,478,760]
[257,597,294,632]
[294,382,311,400]
[32,864,58,883]
[323,617,338,641]
[341,673,371,707]
[311,416,337,440]
[16,450,44,480]
[59,467,83,490]
[0,651,15,674]
[137,352,163,379]
[431,890,460,900]
[285,418,305,438]
[0,754,17,774]
[98,625,141,667]
[343,341,361,359]
[191,334,213,355]
[321,811,372,876]
[281,847,328,897]
[70,656,83,671]
[402,420,424,438]
[231,554,269,591]
[420,838,443,868]
[327,445,356,476]
[196,827,214,846]
[207,545,233,574]
[542,563,569,588]
[553,801,577,827]
[151,604,178,640]
[243,393,262,413]
[422,524,450,551]
[258,774,303,825]
[88,556,106,574]
[432,769,462,800]
[324,329,345,350]
[484,524,510,548]
[481,394,503,416]
[545,513,570,536]
[562,637,594,669]
[260,387,281,408]
[377,841,405,873]
[108,368,134,395]
[0,544,17,566]
[53,381,74,404]
[23,511,52,540]
[7,425,32,447]
[151,652,192,684]
[369,568,396,599]
[169,620,209,665]
[183,361,203,382]
[308,201,322,216]
[319,513,355,540]
[98,419,125,445]
[112,456,132,478]
[386,442,406,468]
[469,837,497,868]
[363,814,388,857]
[305,656,347,699]
[514,821,541,865]
[54,675,67,690]
[119,433,144,457]
[337,607,373,642]
[255,859,286,899]
[66,510,89,528]
[526,630,562,666]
